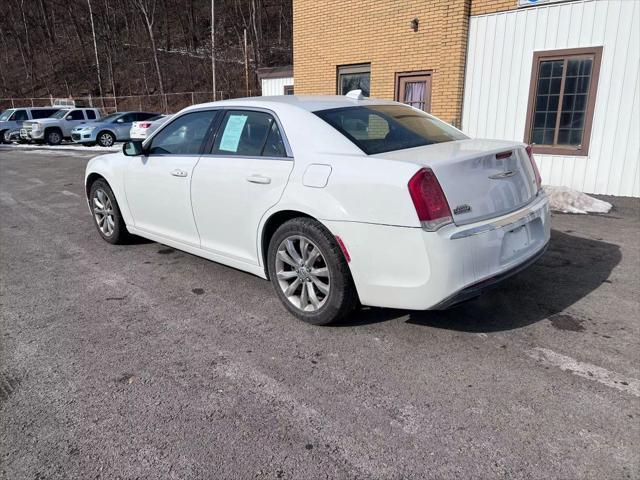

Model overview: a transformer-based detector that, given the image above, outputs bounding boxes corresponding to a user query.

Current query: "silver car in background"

[129,114,171,140]
[71,111,159,147]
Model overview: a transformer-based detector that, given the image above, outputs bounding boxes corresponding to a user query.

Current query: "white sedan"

[85,94,550,325]
[129,114,170,140]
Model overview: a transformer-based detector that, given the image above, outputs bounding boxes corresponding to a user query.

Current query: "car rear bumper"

[323,193,551,310]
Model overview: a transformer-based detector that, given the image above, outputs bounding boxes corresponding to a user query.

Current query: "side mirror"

[123,141,144,156]
[66,117,74,121]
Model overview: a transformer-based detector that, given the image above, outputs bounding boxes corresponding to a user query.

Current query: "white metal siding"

[463,0,640,197]
[260,77,294,96]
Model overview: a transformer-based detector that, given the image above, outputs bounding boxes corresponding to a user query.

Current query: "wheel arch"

[259,209,315,279]
[85,172,107,199]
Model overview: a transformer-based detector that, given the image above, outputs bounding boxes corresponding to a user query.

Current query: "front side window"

[67,110,85,120]
[525,47,602,156]
[31,109,59,119]
[337,63,371,97]
[51,109,70,119]
[148,110,216,155]
[11,110,28,121]
[212,110,287,157]
[315,105,467,155]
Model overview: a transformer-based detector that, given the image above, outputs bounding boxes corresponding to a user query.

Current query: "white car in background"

[129,114,170,140]
[84,94,550,325]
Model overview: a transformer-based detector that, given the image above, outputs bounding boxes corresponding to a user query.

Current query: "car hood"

[25,118,59,126]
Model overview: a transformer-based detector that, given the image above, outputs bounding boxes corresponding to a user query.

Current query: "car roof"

[183,95,400,114]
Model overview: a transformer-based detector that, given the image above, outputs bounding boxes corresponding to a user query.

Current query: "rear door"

[113,113,136,140]
[125,110,218,245]
[191,109,294,265]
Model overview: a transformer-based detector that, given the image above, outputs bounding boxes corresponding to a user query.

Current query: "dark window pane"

[572,111,585,129]
[534,112,546,128]
[543,129,555,145]
[537,77,550,95]
[340,72,370,97]
[548,95,559,111]
[567,60,580,77]
[560,112,572,128]
[539,61,552,77]
[580,59,592,76]
[213,110,275,156]
[569,129,583,145]
[261,121,287,157]
[557,129,570,144]
[536,95,548,111]
[545,113,557,128]
[564,76,576,93]
[551,61,564,77]
[577,76,590,93]
[532,129,544,144]
[550,77,562,94]
[574,94,587,111]
[563,94,575,110]
[149,111,215,155]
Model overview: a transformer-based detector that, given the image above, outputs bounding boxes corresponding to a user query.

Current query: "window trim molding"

[524,46,603,156]
[394,70,433,112]
[336,63,371,95]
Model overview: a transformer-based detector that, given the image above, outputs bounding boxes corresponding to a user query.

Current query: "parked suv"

[71,111,159,147]
[0,107,61,144]
[22,108,102,145]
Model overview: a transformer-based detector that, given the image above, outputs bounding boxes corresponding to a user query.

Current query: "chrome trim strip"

[450,196,547,240]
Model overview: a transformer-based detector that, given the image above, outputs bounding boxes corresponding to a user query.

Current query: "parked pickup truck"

[0,107,61,144]
[21,108,102,145]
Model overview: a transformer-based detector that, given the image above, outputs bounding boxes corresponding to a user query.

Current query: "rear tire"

[97,131,115,147]
[267,217,358,325]
[45,129,62,145]
[0,130,7,144]
[88,179,130,245]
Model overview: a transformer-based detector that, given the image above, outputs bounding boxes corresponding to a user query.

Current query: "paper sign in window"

[219,115,248,152]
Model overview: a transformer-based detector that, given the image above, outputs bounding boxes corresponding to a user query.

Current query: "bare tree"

[133,0,167,112]
[211,0,216,100]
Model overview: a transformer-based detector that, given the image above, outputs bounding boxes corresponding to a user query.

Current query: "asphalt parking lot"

[1,146,638,480]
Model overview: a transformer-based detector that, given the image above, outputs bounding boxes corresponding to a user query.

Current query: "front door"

[191,109,294,265]
[124,110,217,246]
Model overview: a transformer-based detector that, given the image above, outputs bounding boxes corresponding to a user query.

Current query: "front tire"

[267,217,358,325]
[89,179,130,244]
[45,129,62,145]
[97,131,115,147]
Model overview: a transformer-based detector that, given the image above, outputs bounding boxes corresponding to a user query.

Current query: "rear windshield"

[314,105,467,155]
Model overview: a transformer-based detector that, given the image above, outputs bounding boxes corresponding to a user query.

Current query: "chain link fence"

[0,90,260,114]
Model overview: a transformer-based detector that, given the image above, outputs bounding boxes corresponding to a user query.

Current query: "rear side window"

[212,110,287,157]
[148,111,216,155]
[67,110,85,120]
[314,105,467,155]
[86,110,97,120]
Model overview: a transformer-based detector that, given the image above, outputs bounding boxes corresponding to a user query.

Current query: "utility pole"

[243,28,249,96]
[210,0,216,101]
[86,0,104,100]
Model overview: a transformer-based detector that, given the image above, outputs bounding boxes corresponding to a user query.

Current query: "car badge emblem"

[453,204,472,215]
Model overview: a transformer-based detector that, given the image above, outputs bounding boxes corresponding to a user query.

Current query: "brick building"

[292,0,639,197]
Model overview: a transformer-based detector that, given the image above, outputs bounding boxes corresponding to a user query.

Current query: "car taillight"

[139,122,152,128]
[526,145,542,191]
[407,168,453,231]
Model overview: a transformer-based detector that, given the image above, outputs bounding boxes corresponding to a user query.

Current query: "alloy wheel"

[275,235,330,312]
[99,133,114,147]
[92,188,115,236]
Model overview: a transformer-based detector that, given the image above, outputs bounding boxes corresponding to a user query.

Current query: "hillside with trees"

[0,0,292,110]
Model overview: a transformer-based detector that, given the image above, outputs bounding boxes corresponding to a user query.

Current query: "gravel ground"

[1,146,638,480]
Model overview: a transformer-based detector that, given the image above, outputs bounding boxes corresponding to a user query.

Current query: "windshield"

[51,109,70,119]
[0,110,14,121]
[314,105,467,155]
[100,113,122,123]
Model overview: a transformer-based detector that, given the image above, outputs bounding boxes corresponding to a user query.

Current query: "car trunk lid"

[375,139,539,225]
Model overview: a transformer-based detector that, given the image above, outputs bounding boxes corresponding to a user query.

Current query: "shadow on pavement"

[336,230,621,332]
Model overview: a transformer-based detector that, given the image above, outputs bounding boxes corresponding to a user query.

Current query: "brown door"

[396,72,432,112]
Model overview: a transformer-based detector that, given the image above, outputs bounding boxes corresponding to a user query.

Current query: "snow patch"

[545,185,612,214]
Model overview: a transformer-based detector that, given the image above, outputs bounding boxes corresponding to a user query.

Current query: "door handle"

[170,169,188,177]
[246,174,271,184]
